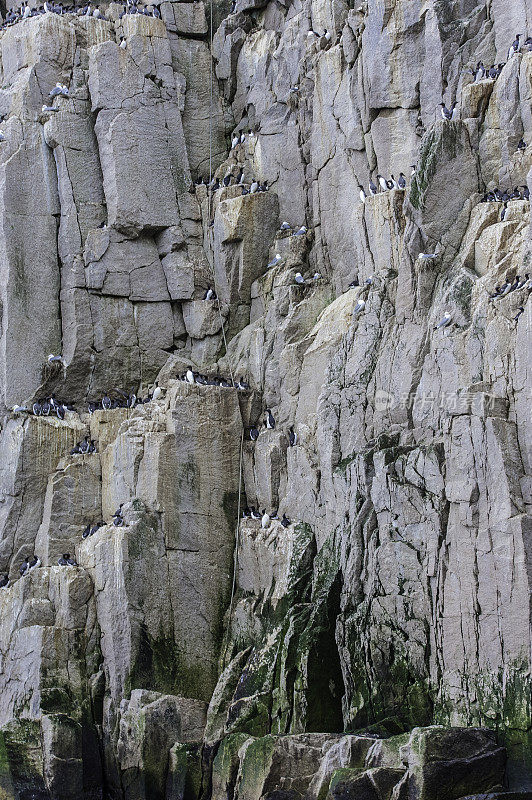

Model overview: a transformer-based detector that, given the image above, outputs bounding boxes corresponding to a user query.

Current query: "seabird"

[231,135,239,149]
[82,524,91,539]
[323,28,331,41]
[353,299,365,315]
[508,34,521,60]
[185,369,195,384]
[508,275,521,292]
[518,139,527,151]
[239,132,246,144]
[358,185,366,203]
[293,226,307,236]
[368,179,378,195]
[19,559,29,576]
[0,574,8,588]
[152,386,163,401]
[250,507,261,520]
[289,86,299,93]
[397,173,407,189]
[475,62,486,81]
[113,516,124,527]
[288,427,297,446]
[250,180,259,193]
[55,405,65,420]
[268,253,282,268]
[102,395,111,410]
[204,287,216,300]
[439,101,457,120]
[48,353,65,365]
[28,555,41,570]
[348,279,359,289]
[513,306,525,322]
[499,280,513,297]
[261,510,270,528]
[281,514,291,528]
[120,38,127,48]
[12,405,28,414]
[265,409,275,429]
[280,221,291,231]
[377,174,388,192]
[294,272,306,285]
[312,272,321,280]
[249,427,259,441]
[500,203,508,221]
[516,273,529,289]
[42,105,59,113]
[418,253,438,259]
[435,311,452,329]
[410,165,416,176]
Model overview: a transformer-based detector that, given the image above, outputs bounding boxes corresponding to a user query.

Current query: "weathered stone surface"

[0,0,529,796]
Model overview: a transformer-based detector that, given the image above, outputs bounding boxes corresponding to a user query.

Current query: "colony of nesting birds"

[2,0,161,28]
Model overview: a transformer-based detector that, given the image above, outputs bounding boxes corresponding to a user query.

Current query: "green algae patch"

[238,735,276,800]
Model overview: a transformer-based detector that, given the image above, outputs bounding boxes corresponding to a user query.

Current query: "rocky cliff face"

[0,0,529,797]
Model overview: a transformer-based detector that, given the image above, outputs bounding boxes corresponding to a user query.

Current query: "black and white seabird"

[204,286,216,300]
[28,555,41,570]
[185,368,195,384]
[0,574,8,588]
[280,221,291,231]
[518,139,527,151]
[82,524,91,539]
[513,306,525,322]
[281,513,291,528]
[377,174,388,191]
[249,427,259,441]
[19,558,29,576]
[266,409,275,429]
[288,427,297,446]
[439,101,457,120]
[294,272,306,285]
[358,185,366,203]
[268,253,282,268]
[293,226,307,236]
[250,179,259,193]
[508,34,521,60]
[397,173,407,189]
[261,510,270,528]
[368,179,378,195]
[353,299,365,315]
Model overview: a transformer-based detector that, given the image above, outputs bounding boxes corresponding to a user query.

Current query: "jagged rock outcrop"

[0,0,529,796]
